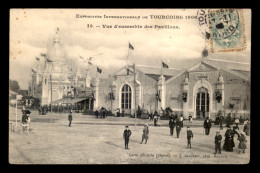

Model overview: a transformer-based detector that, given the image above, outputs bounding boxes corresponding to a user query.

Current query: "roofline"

[207,58,250,65]
[202,59,249,81]
[135,64,180,71]
[166,59,250,84]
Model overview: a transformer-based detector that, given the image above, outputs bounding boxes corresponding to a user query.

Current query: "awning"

[50,98,71,105]
[63,97,88,104]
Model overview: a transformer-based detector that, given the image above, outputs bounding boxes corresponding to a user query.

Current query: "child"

[187,127,193,148]
[237,131,247,154]
[188,115,193,123]
[123,125,132,149]
[140,124,149,144]
[214,131,222,154]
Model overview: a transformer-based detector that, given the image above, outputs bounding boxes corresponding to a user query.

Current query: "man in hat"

[169,118,175,136]
[176,117,182,138]
[186,127,193,148]
[95,109,99,119]
[214,131,222,154]
[68,110,72,127]
[203,117,212,135]
[123,125,132,149]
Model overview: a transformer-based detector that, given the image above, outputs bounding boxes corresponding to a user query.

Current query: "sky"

[9,9,251,89]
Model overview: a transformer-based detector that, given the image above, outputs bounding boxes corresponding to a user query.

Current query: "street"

[9,107,250,164]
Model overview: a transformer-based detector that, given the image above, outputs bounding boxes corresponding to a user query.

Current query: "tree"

[9,80,20,93]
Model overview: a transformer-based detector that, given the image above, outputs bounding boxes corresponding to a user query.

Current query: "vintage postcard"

[9,9,251,164]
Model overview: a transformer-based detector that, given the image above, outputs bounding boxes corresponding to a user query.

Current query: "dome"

[47,32,66,62]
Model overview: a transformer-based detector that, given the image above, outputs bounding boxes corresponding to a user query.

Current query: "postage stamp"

[208,9,247,52]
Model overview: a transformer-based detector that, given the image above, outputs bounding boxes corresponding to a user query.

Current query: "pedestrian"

[188,114,192,123]
[219,115,224,130]
[243,120,250,136]
[180,114,184,127]
[169,118,175,136]
[22,112,27,124]
[153,111,158,126]
[176,118,182,138]
[226,113,232,127]
[103,110,106,119]
[123,125,132,149]
[232,125,240,137]
[237,131,247,154]
[223,125,235,152]
[234,116,240,127]
[186,127,193,148]
[214,131,222,154]
[140,124,149,144]
[68,111,72,127]
[95,109,99,119]
[174,113,178,121]
[203,117,212,135]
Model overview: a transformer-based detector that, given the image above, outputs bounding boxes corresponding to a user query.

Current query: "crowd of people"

[122,115,250,154]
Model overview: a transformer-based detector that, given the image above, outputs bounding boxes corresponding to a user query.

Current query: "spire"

[53,27,60,45]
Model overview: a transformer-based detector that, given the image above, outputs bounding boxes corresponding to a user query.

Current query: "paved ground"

[9,107,250,164]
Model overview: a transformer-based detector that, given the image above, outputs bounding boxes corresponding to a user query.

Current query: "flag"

[36,57,40,60]
[79,55,84,59]
[205,32,210,39]
[129,43,134,50]
[97,67,102,74]
[162,61,169,68]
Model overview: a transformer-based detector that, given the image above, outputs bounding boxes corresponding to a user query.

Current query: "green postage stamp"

[208,9,247,52]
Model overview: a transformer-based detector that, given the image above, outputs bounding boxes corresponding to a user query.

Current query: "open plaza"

[9,107,250,164]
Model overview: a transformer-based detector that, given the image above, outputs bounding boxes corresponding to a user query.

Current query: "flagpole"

[133,63,136,127]
[126,42,130,66]
[161,60,163,77]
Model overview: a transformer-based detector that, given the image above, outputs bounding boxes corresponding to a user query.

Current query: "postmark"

[208,9,246,52]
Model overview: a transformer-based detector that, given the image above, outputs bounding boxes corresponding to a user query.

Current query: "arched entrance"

[119,84,133,114]
[192,79,213,118]
[196,87,209,118]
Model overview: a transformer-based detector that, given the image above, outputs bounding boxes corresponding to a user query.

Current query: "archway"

[196,87,209,118]
[119,83,133,115]
[192,80,213,118]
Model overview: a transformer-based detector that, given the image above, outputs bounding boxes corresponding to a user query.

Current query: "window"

[121,84,132,109]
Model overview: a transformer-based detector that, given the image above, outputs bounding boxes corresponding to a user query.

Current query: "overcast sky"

[10,9,251,89]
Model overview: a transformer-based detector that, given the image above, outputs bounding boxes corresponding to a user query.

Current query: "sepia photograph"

[9,9,251,164]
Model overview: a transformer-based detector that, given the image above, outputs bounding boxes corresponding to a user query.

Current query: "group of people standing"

[168,115,184,138]
[94,108,109,119]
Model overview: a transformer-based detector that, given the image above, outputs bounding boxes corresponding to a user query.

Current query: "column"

[182,75,189,119]
[216,72,224,112]
[93,78,100,110]
[157,75,166,111]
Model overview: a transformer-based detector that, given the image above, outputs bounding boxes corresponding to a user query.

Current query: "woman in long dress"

[223,125,235,152]
[140,124,149,144]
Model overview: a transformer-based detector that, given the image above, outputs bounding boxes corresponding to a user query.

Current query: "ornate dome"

[48,32,66,62]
